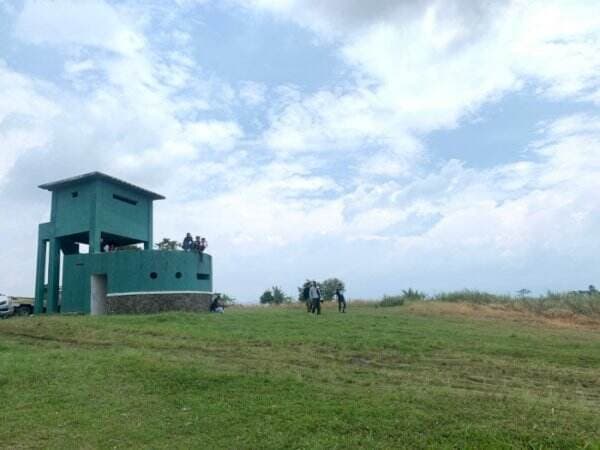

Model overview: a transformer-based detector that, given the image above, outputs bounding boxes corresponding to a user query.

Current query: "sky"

[0,0,599,302]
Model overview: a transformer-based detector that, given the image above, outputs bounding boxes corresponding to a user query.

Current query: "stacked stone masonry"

[106,293,213,314]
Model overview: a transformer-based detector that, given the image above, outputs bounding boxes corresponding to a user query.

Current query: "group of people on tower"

[182,233,207,253]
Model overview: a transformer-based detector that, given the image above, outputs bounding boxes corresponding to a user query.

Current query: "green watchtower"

[35,172,213,314]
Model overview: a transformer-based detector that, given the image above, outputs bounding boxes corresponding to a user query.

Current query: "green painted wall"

[52,181,94,237]
[61,250,213,314]
[97,180,152,244]
[50,178,152,244]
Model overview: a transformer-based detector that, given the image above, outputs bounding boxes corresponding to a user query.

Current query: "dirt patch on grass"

[405,301,600,330]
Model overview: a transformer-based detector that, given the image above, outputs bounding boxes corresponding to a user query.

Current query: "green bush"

[379,295,405,307]
[378,289,426,307]
[401,288,426,301]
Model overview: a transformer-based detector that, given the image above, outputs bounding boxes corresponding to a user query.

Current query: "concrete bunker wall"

[62,250,213,314]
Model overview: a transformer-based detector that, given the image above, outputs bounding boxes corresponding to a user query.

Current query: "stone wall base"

[106,293,213,314]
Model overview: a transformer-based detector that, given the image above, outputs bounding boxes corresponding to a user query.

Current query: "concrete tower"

[34,172,213,314]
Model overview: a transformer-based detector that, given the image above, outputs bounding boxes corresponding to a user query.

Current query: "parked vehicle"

[0,294,14,318]
[0,295,34,318]
[11,297,34,316]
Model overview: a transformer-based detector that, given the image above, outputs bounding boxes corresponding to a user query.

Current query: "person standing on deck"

[193,236,201,251]
[182,233,193,251]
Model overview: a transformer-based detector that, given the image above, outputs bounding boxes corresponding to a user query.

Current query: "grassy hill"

[1,302,599,449]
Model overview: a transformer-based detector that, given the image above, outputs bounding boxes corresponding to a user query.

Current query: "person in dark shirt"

[210,294,224,313]
[302,284,311,312]
[182,233,193,251]
[335,289,346,313]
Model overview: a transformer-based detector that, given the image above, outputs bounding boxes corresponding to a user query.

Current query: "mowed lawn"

[1,304,599,449]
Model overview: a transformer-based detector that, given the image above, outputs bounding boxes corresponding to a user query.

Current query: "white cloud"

[346,113,600,258]
[184,121,244,151]
[15,0,145,55]
[239,81,267,106]
[0,62,59,182]
[64,59,97,75]
[251,0,600,163]
[263,86,421,155]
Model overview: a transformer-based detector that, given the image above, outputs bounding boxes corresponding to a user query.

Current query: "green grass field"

[1,303,599,449]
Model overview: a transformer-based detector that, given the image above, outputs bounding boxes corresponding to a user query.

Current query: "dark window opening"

[175,272,182,279]
[196,273,210,280]
[71,191,79,198]
[113,194,138,206]
[150,272,158,279]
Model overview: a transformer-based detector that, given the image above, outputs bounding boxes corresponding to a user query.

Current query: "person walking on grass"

[309,281,321,315]
[302,283,311,312]
[335,288,346,313]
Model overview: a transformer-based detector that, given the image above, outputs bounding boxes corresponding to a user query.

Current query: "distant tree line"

[260,286,291,305]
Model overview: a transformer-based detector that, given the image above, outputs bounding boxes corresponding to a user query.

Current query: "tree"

[297,279,313,302]
[272,286,289,304]
[517,288,531,298]
[260,290,274,304]
[260,286,291,304]
[320,278,346,301]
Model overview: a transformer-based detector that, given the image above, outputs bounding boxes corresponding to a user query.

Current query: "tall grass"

[374,288,600,318]
[430,289,600,318]
[378,295,406,307]
[378,288,426,307]
[520,291,600,316]
[433,290,512,305]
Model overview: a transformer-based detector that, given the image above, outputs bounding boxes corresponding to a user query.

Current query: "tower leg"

[34,238,47,314]
[47,238,61,313]
[89,229,102,254]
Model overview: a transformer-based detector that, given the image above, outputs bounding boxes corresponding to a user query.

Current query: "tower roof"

[38,172,165,200]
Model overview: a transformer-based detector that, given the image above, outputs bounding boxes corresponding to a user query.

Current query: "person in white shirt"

[309,281,321,315]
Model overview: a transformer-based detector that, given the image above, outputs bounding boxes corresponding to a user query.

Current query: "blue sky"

[0,0,599,301]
